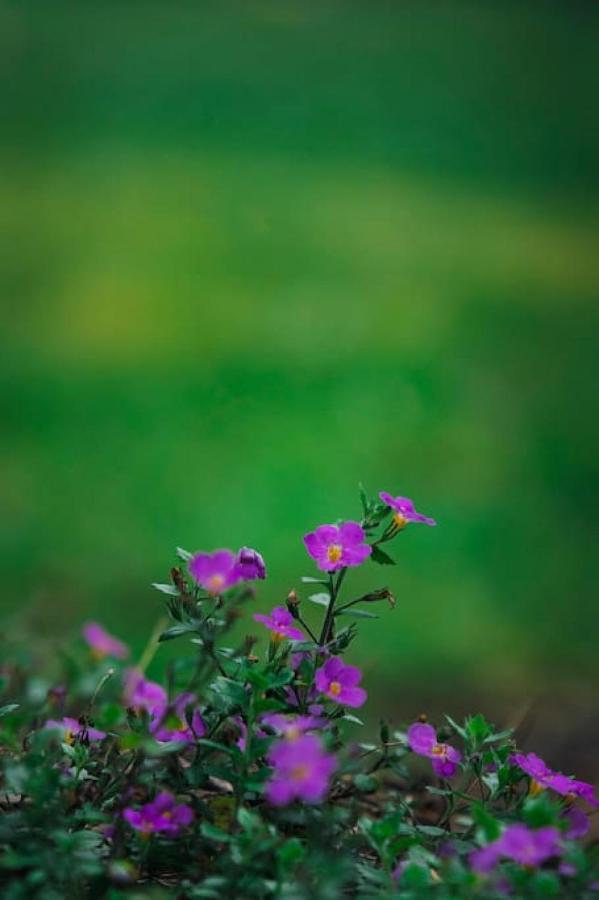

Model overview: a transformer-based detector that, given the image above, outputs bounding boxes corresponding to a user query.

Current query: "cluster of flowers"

[8,486,595,895]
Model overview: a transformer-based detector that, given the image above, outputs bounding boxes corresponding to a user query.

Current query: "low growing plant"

[1,488,597,898]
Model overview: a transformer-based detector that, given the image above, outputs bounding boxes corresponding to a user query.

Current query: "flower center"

[432,743,447,758]
[64,729,75,745]
[529,779,545,797]
[290,764,309,782]
[327,544,343,563]
[286,725,301,741]
[207,574,225,593]
[393,512,408,529]
[329,681,342,697]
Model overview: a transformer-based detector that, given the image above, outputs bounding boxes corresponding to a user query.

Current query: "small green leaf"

[370,546,396,565]
[158,623,198,642]
[308,593,330,607]
[301,576,328,584]
[336,608,378,619]
[0,704,19,718]
[176,547,193,562]
[152,582,179,596]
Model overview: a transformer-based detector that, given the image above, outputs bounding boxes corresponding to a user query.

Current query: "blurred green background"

[1,1,598,729]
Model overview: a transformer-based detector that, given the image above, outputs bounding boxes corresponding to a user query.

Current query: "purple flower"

[235,546,266,580]
[562,806,589,840]
[253,606,304,642]
[261,713,326,739]
[266,733,336,806]
[303,522,372,572]
[45,716,106,743]
[82,622,129,660]
[471,824,562,873]
[150,693,205,743]
[188,549,241,594]
[511,752,599,806]
[123,669,167,714]
[379,492,436,529]
[123,792,193,836]
[407,722,462,778]
[315,657,367,708]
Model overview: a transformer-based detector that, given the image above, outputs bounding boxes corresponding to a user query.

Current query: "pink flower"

[470,824,562,873]
[123,792,193,836]
[235,547,266,580]
[82,622,129,660]
[378,492,436,529]
[261,713,326,739]
[188,549,241,594]
[123,669,166,714]
[253,606,304,642]
[149,693,205,743]
[303,522,371,572]
[266,734,336,806]
[315,656,367,708]
[407,722,462,778]
[511,752,599,806]
[45,716,106,743]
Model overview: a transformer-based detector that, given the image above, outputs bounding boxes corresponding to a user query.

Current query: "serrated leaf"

[370,546,396,565]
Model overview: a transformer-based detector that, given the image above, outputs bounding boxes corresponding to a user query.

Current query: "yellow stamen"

[271,632,285,645]
[432,743,447,758]
[393,512,408,529]
[286,725,301,741]
[207,574,225,594]
[329,681,342,697]
[64,729,75,745]
[290,764,309,782]
[327,544,343,563]
[529,779,545,797]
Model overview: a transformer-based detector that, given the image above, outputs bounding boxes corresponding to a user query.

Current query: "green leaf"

[342,713,364,725]
[466,713,492,746]
[152,582,179,596]
[370,546,396,565]
[200,823,231,843]
[308,592,330,607]
[301,576,328,584]
[336,608,378,619]
[444,714,468,740]
[0,704,19,718]
[354,773,378,792]
[158,623,199,641]
[176,546,193,562]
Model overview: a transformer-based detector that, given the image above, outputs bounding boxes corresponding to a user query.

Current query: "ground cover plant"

[1,488,598,898]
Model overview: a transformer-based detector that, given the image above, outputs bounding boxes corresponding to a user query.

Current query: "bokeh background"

[2,1,598,758]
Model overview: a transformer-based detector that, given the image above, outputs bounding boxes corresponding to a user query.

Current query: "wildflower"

[82,622,129,660]
[235,546,266,580]
[407,722,462,777]
[562,806,589,840]
[470,824,561,873]
[261,712,326,740]
[45,716,106,743]
[188,549,241,594]
[378,492,436,529]
[266,733,336,806]
[253,606,304,642]
[315,656,367,708]
[123,792,193,836]
[303,522,371,572]
[123,669,167,714]
[149,693,205,743]
[511,752,599,806]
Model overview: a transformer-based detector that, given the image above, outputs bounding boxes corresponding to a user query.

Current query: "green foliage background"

[1,1,598,719]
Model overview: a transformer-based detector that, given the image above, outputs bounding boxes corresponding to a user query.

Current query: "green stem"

[319,568,347,645]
